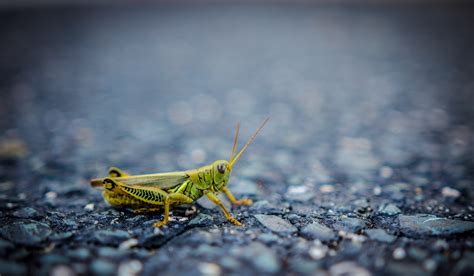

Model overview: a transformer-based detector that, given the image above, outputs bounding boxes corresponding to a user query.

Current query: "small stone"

[379,166,393,178]
[300,222,337,241]
[198,262,221,276]
[423,259,437,272]
[441,187,460,198]
[84,203,95,211]
[12,207,40,219]
[231,242,280,273]
[119,238,139,250]
[333,216,367,233]
[352,198,370,208]
[67,248,90,260]
[364,229,396,243]
[308,241,329,260]
[46,191,57,200]
[399,214,474,237]
[319,185,335,193]
[373,186,382,196]
[378,203,401,216]
[189,213,213,226]
[254,214,297,234]
[0,221,52,246]
[94,230,131,246]
[91,259,115,275]
[49,231,74,241]
[407,247,428,261]
[98,247,127,259]
[392,248,406,260]
[329,261,371,276]
[257,233,279,244]
[51,265,75,276]
[118,260,142,276]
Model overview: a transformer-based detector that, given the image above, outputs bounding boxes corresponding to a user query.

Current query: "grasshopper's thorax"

[186,160,231,192]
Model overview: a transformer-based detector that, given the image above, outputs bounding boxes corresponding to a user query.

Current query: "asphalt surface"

[0,3,473,276]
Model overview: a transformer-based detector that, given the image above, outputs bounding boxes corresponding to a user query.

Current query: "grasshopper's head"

[213,118,269,191]
[212,160,232,191]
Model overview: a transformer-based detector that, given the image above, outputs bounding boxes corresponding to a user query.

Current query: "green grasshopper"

[90,118,269,228]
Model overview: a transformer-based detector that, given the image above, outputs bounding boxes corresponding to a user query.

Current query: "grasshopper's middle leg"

[206,192,242,226]
[222,187,253,206]
[153,193,194,228]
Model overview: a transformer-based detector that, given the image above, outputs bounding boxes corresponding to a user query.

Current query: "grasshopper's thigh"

[222,187,253,206]
[206,192,242,226]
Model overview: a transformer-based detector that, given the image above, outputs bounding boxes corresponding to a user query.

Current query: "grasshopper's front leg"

[222,187,253,205]
[153,193,194,228]
[206,192,242,226]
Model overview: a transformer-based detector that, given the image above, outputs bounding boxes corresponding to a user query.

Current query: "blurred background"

[0,1,473,275]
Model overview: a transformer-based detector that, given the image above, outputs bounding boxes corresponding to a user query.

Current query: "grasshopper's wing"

[114,171,189,189]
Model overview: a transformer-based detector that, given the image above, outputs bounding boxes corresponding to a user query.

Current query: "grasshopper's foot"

[153,220,168,228]
[233,199,253,206]
[227,216,242,226]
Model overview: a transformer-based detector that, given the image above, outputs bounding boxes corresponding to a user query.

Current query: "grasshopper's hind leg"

[153,193,194,228]
[222,187,253,205]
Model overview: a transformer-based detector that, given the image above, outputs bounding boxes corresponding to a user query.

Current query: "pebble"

[91,259,116,275]
[118,260,142,276]
[319,185,335,193]
[67,248,90,260]
[399,214,474,237]
[98,247,128,259]
[231,242,280,273]
[364,229,397,243]
[198,262,221,276]
[12,207,40,219]
[188,213,213,226]
[257,233,280,244]
[378,203,401,216]
[392,248,406,260]
[333,216,367,233]
[329,261,371,276]
[441,187,460,198]
[84,203,95,211]
[119,238,139,250]
[300,222,337,241]
[254,214,297,235]
[50,265,75,276]
[0,221,52,246]
[308,240,329,260]
[94,230,131,246]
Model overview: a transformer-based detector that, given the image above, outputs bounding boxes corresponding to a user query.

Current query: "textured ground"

[0,3,474,276]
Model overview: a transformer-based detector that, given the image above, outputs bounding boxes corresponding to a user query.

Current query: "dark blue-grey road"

[0,2,473,275]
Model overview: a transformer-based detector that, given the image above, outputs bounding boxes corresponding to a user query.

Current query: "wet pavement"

[0,3,474,275]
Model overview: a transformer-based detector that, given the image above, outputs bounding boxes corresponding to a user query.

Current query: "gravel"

[0,3,473,276]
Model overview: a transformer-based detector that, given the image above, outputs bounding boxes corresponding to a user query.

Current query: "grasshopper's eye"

[217,163,226,174]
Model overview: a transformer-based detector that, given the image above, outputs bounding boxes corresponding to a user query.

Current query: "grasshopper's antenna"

[230,122,240,163]
[230,117,269,169]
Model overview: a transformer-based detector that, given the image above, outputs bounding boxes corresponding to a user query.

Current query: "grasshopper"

[90,118,269,228]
